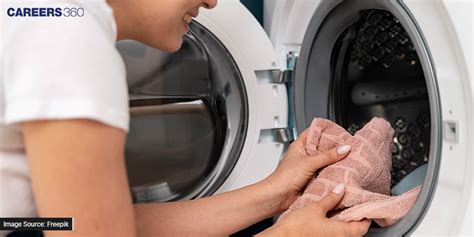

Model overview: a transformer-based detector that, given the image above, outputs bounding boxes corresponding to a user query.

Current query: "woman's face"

[138,0,218,52]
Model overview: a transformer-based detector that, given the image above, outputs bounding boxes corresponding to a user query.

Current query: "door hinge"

[269,69,292,84]
[263,52,299,144]
[269,51,298,84]
[259,128,296,143]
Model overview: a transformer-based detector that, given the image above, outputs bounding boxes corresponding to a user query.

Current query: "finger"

[293,128,310,148]
[298,127,310,140]
[316,183,346,212]
[306,144,351,170]
[343,219,371,236]
[287,128,313,156]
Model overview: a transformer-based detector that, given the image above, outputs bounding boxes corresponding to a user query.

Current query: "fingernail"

[333,183,346,194]
[337,145,351,155]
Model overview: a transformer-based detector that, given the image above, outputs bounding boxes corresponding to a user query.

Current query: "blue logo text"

[7,8,62,17]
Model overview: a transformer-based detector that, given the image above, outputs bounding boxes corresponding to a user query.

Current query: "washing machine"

[263,0,472,236]
[116,0,472,236]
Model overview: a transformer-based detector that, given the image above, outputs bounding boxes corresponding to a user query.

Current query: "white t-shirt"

[0,0,129,232]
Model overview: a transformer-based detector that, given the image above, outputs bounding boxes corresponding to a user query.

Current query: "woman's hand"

[261,128,352,212]
[257,184,371,237]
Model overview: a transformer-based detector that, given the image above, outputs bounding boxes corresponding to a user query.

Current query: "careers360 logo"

[7,7,84,17]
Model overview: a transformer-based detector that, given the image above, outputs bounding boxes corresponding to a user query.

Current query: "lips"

[182,10,198,32]
[183,14,193,24]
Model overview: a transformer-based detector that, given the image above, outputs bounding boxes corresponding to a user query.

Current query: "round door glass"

[117,22,248,203]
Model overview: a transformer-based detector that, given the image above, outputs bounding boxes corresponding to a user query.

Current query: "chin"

[161,38,183,52]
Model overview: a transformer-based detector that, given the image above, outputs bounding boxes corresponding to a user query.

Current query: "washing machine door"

[117,0,289,203]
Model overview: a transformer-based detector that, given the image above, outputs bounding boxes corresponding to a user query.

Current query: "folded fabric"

[278,117,421,227]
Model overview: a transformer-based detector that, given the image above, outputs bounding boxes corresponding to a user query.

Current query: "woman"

[0,0,371,236]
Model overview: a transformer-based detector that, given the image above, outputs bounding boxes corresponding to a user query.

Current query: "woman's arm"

[134,130,353,236]
[22,119,365,237]
[22,119,137,237]
[23,119,279,237]
[134,178,284,236]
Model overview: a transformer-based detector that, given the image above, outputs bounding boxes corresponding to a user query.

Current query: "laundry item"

[279,118,421,227]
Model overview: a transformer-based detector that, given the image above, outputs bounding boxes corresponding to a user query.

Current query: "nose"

[202,0,217,9]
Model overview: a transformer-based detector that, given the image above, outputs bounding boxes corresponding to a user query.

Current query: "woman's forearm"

[134,179,285,236]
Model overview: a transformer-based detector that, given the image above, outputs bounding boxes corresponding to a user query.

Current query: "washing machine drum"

[117,22,248,203]
[338,10,431,186]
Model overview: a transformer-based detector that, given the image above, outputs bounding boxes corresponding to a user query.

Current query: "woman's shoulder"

[1,0,129,132]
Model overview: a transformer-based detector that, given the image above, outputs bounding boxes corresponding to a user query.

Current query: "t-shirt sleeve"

[2,1,129,132]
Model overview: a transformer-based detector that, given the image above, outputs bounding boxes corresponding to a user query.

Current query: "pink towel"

[278,118,421,227]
